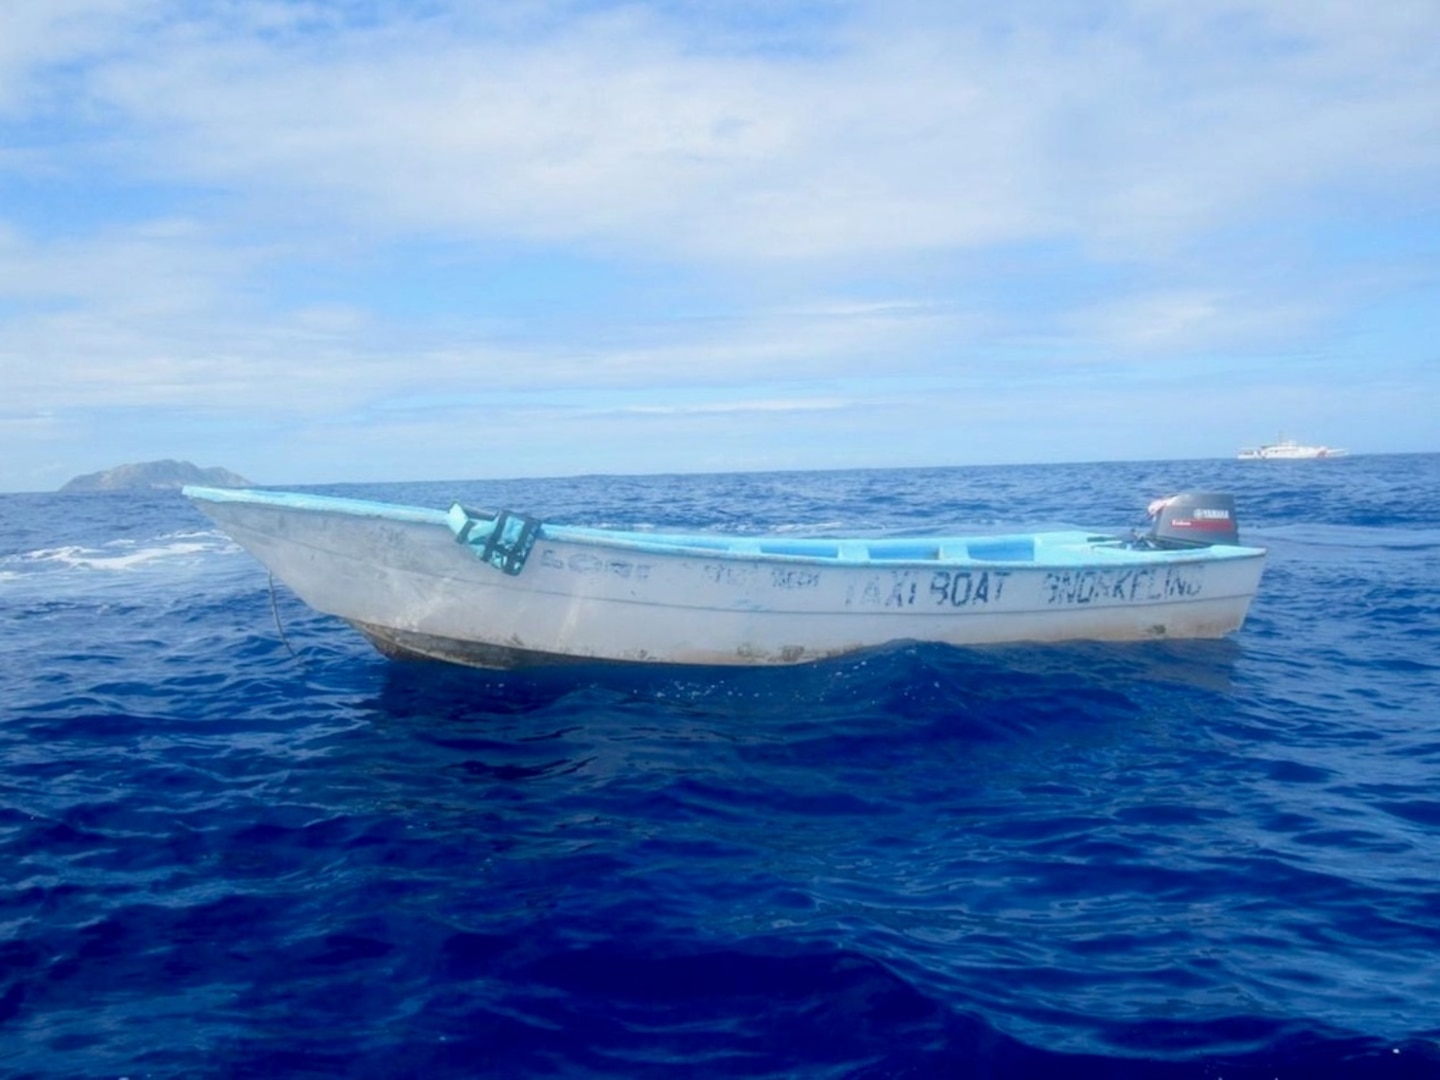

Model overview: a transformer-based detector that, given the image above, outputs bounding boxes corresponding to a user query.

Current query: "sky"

[1,0,1437,492]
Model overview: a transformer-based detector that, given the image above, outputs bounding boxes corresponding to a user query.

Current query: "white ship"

[1238,437,1347,461]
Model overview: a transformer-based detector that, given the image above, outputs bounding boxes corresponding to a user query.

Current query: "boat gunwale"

[183,485,1267,570]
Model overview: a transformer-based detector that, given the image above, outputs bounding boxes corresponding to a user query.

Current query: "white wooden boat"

[1238,438,1347,460]
[184,486,1266,668]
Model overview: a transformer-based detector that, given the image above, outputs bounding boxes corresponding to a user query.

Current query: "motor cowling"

[1146,492,1240,548]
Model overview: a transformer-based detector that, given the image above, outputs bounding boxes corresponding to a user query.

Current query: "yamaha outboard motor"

[1144,492,1240,548]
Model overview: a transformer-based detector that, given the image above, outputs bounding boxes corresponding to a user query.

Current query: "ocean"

[2,454,1438,1078]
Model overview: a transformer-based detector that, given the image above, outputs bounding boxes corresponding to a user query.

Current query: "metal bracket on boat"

[446,504,543,576]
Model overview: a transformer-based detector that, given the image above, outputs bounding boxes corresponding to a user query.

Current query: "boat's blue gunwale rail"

[540,525,1266,568]
[184,485,449,526]
[185,486,1265,570]
[544,524,1050,565]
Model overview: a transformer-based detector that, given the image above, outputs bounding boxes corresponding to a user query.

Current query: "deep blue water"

[3,455,1440,1078]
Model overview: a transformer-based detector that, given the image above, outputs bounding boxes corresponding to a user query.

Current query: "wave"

[0,530,237,579]
[3,457,1439,1076]
[1250,524,1440,551]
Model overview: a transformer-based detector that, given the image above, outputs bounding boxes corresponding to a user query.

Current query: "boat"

[183,486,1267,669]
[1238,437,1347,460]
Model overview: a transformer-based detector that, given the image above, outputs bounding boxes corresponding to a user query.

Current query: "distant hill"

[61,459,253,492]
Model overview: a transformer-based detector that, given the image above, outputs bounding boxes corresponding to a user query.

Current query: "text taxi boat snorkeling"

[184,486,1266,669]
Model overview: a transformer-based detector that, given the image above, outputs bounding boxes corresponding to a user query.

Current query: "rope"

[268,573,299,661]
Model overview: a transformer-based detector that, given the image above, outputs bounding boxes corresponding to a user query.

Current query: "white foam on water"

[1,530,240,577]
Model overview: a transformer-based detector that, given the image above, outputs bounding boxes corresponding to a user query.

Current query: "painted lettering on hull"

[847,569,1013,609]
[541,548,653,581]
[928,569,1011,607]
[1042,565,1204,606]
[771,567,821,590]
[702,562,753,587]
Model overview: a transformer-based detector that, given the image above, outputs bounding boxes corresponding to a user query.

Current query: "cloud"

[39,0,1430,267]
[0,234,962,414]
[0,0,1436,490]
[9,1,1439,289]
[0,0,149,115]
[615,397,853,416]
[1067,288,1330,354]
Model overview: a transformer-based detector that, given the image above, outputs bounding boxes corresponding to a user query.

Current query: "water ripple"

[3,457,1440,1075]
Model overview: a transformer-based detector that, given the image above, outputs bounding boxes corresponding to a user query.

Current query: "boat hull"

[186,488,1267,668]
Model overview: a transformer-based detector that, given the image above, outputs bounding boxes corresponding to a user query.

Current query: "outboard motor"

[1144,492,1240,548]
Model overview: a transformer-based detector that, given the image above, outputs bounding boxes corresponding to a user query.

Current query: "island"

[61,459,253,492]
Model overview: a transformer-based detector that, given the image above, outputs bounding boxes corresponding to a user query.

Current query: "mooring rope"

[268,573,299,661]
